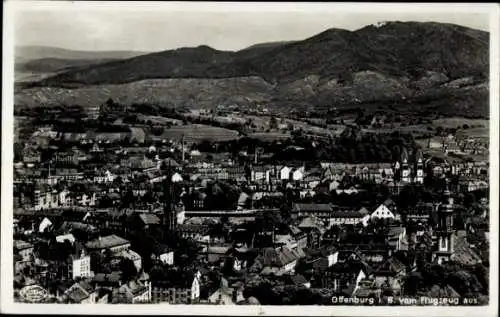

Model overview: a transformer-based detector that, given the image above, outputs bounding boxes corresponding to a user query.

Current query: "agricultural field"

[285,119,337,137]
[432,117,489,140]
[416,137,448,149]
[305,117,328,126]
[212,115,246,125]
[137,114,183,125]
[92,132,129,142]
[363,124,431,136]
[424,148,489,164]
[247,132,291,142]
[322,124,347,135]
[158,124,240,143]
[456,127,490,140]
[362,117,489,140]
[129,127,146,143]
[423,148,467,164]
[431,117,488,129]
[240,114,346,137]
[244,115,273,130]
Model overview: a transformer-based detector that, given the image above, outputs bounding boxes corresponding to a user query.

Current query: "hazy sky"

[12,2,491,52]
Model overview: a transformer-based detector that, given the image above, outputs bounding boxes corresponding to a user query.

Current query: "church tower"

[415,150,424,184]
[434,180,454,264]
[394,161,401,182]
[401,148,411,183]
[163,160,177,238]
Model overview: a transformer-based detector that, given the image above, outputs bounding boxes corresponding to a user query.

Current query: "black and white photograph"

[1,2,498,316]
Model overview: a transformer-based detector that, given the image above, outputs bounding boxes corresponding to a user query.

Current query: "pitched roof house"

[63,280,96,304]
[292,203,333,218]
[315,259,372,296]
[151,269,202,304]
[85,235,131,254]
[113,280,151,303]
[371,203,396,220]
[253,246,305,275]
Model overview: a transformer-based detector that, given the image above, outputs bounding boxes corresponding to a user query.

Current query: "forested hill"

[16,22,489,118]
[30,22,488,86]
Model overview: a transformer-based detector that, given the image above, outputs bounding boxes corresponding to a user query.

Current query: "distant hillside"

[220,22,488,83]
[26,46,237,86]
[16,57,119,74]
[15,45,147,63]
[16,22,489,117]
[238,41,297,59]
[242,41,297,51]
[15,71,59,83]
[15,77,274,109]
[32,22,488,87]
[15,46,149,83]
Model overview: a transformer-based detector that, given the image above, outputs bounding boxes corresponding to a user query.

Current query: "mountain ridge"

[15,57,120,74]
[15,45,149,63]
[28,21,488,88]
[15,22,489,117]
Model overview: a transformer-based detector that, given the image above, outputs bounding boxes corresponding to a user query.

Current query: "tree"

[245,280,278,305]
[403,272,424,296]
[105,98,115,107]
[120,258,138,282]
[295,258,314,278]
[113,176,123,185]
[99,194,114,208]
[141,191,155,205]
[121,188,136,208]
[269,116,278,130]
[421,263,447,287]
[473,264,489,294]
[14,143,24,162]
[151,125,164,136]
[44,241,73,262]
[90,252,104,272]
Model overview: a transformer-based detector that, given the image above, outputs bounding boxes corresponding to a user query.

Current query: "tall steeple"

[163,159,177,238]
[415,149,424,184]
[401,147,411,183]
[434,179,454,264]
[443,180,453,205]
[181,134,185,163]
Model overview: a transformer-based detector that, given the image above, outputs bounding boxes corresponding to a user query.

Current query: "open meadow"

[158,124,240,143]
[247,132,291,142]
[431,117,489,129]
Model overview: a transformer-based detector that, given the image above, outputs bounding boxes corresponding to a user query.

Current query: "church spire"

[401,147,411,183]
[443,179,453,206]
[434,178,454,264]
[401,147,409,165]
[415,148,424,165]
[414,148,424,184]
[164,159,177,238]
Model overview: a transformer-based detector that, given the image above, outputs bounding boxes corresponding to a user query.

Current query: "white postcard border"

[1,2,499,316]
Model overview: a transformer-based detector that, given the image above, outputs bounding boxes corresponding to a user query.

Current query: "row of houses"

[32,187,98,211]
[291,201,397,224]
